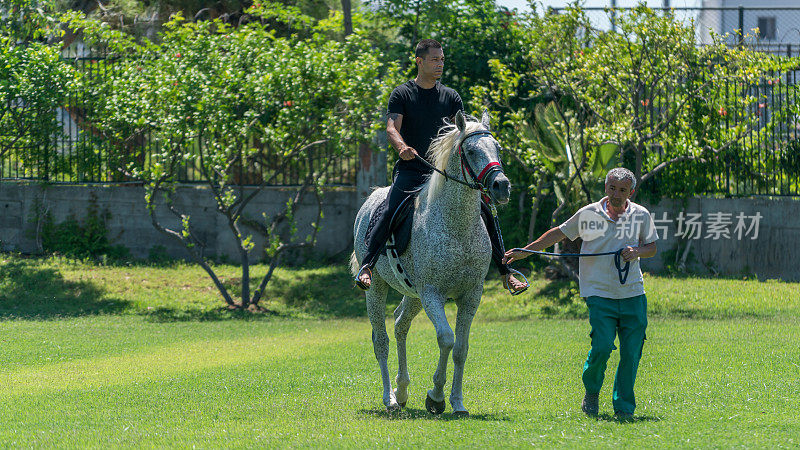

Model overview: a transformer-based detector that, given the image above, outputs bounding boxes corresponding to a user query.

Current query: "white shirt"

[558,197,658,299]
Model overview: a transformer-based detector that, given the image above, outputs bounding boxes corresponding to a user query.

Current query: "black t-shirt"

[387,80,463,173]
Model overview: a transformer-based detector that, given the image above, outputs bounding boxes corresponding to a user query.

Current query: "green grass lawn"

[0,255,798,447]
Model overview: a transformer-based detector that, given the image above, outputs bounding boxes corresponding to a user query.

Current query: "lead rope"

[486,203,530,296]
[508,248,631,285]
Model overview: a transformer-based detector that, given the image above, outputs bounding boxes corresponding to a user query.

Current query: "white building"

[696,0,800,54]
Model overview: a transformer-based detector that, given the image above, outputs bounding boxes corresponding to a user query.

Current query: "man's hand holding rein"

[399,145,419,161]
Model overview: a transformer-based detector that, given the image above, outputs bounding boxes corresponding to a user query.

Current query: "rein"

[414,155,481,190]
[413,130,503,202]
[508,248,631,285]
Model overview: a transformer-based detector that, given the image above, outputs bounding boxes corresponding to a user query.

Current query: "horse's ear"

[455,110,466,133]
[481,109,491,130]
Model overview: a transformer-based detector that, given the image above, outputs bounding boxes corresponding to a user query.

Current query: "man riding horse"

[354,39,528,295]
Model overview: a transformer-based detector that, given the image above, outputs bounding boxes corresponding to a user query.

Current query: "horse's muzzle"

[487,172,511,204]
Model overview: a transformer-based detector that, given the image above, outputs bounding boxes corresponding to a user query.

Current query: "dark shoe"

[354,266,372,291]
[581,393,599,416]
[503,269,529,296]
[614,411,634,422]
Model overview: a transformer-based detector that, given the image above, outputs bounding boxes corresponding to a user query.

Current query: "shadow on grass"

[141,306,283,322]
[0,259,129,320]
[358,407,511,422]
[595,413,663,423]
[139,260,403,322]
[649,305,768,320]
[529,279,587,319]
[264,265,403,319]
[650,270,772,282]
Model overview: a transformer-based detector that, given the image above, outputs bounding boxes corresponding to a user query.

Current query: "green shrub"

[40,194,129,260]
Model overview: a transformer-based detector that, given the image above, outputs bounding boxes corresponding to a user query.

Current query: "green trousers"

[582,295,647,415]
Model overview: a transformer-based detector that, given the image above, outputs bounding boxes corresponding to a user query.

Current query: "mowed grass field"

[0,256,798,447]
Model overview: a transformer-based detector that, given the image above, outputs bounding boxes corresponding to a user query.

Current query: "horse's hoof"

[453,410,470,418]
[393,387,408,408]
[425,393,446,415]
[386,403,402,414]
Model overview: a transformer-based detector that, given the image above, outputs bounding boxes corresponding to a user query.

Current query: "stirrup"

[503,268,529,296]
[354,265,372,291]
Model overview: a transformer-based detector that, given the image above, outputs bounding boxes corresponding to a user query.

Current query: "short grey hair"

[605,167,636,190]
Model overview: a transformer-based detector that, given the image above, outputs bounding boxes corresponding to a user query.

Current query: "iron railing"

[0,45,360,186]
[642,69,800,198]
[4,10,800,196]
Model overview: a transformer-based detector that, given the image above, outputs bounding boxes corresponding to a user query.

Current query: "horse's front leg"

[420,286,452,414]
[366,278,399,411]
[393,295,422,407]
[450,284,482,416]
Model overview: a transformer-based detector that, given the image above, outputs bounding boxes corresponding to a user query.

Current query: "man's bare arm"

[387,113,418,161]
[503,227,568,264]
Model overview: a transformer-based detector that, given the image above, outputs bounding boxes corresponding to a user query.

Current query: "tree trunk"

[630,141,644,201]
[527,175,546,242]
[412,0,420,46]
[341,0,353,36]
[240,245,251,308]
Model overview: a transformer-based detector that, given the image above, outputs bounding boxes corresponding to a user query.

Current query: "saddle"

[364,190,418,258]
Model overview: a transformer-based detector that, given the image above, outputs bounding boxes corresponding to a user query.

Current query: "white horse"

[351,111,511,416]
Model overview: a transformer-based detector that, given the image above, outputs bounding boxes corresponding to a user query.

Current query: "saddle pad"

[364,197,389,245]
[364,195,415,257]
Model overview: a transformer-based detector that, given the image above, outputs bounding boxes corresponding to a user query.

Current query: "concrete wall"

[2,176,798,280]
[0,183,363,263]
[640,197,800,280]
[0,146,389,264]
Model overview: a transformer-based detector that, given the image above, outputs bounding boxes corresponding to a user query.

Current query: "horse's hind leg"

[450,285,482,416]
[366,278,399,411]
[420,287,452,414]
[393,295,422,407]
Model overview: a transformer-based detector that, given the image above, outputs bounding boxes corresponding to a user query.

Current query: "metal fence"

[549,6,800,198]
[645,69,800,198]
[0,44,360,186]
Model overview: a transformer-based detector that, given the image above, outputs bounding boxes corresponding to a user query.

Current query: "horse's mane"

[418,116,486,205]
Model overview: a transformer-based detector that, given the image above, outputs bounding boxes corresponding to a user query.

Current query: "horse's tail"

[349,251,360,276]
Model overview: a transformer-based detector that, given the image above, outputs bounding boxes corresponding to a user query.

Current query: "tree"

[0,0,77,175]
[526,5,786,198]
[477,5,787,223]
[65,4,394,309]
[364,0,528,99]
[471,4,789,277]
[341,0,352,35]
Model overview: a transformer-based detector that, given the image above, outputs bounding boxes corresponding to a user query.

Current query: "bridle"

[415,130,505,204]
[459,130,504,203]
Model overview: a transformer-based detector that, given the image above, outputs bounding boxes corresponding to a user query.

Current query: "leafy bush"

[1,0,77,175]
[39,193,130,260]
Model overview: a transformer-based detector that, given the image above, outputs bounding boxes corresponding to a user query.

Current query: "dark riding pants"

[361,167,510,276]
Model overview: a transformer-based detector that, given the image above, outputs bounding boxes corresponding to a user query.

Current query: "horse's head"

[454,110,511,205]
